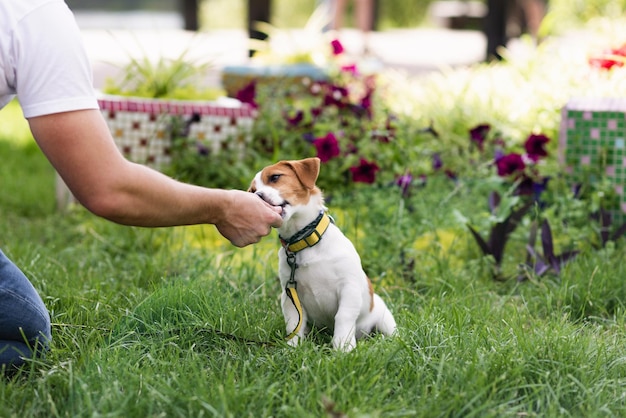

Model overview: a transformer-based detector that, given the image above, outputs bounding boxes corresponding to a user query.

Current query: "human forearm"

[29,110,282,246]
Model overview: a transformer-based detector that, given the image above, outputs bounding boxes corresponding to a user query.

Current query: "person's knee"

[0,288,51,350]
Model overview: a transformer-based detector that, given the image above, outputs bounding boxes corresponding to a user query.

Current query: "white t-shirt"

[0,0,98,118]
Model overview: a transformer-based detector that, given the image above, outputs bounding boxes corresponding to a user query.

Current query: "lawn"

[3,92,626,417]
[4,16,626,416]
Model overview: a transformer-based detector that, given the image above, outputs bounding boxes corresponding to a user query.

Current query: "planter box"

[560,97,626,221]
[56,94,257,210]
[222,64,329,97]
[98,94,257,170]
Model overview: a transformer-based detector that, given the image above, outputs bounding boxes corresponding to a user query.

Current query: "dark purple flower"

[197,142,209,156]
[235,81,257,109]
[358,87,374,119]
[495,153,525,176]
[469,124,491,151]
[524,133,550,161]
[286,110,304,127]
[432,153,443,171]
[445,169,457,182]
[313,132,341,162]
[349,158,380,184]
[323,84,349,108]
[331,38,345,55]
[310,107,323,119]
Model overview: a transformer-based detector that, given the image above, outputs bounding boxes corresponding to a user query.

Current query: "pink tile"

[581,155,591,165]
[608,119,618,130]
[591,128,600,139]
[606,165,615,176]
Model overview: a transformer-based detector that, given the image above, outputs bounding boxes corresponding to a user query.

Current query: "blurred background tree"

[65,0,626,36]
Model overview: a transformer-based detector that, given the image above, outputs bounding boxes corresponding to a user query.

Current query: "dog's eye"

[268,174,282,183]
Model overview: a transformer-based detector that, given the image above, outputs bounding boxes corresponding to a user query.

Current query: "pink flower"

[331,39,345,55]
[313,132,341,162]
[340,64,359,75]
[349,158,380,184]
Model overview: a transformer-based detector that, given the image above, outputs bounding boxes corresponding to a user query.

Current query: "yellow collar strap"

[280,211,332,253]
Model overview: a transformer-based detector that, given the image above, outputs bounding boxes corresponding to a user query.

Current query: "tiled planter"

[55,95,257,210]
[560,97,626,221]
[98,94,257,170]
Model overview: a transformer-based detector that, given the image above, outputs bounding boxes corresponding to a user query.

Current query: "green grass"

[3,93,626,418]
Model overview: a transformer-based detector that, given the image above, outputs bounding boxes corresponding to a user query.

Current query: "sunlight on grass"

[0,99,32,145]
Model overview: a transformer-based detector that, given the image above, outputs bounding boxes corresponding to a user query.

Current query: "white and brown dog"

[248,157,396,351]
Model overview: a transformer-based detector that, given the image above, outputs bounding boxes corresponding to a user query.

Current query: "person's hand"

[215,190,283,247]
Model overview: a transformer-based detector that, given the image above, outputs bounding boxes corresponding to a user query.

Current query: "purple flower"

[469,124,491,151]
[313,132,341,162]
[350,158,380,184]
[524,133,550,161]
[432,153,443,171]
[235,81,257,109]
[331,39,345,55]
[302,132,316,143]
[395,172,413,197]
[495,153,525,176]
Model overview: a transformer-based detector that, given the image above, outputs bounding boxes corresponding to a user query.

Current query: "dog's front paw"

[332,336,356,352]
[287,335,301,347]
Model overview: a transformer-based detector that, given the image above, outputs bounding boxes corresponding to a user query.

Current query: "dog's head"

[248,157,324,228]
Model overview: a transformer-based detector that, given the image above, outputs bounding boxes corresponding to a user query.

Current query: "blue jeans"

[0,248,51,372]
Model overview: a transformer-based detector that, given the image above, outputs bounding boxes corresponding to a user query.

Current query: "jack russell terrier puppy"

[248,157,397,351]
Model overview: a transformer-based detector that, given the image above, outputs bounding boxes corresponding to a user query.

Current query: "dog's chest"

[278,225,366,320]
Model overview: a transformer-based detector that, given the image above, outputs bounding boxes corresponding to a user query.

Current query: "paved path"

[75,12,487,90]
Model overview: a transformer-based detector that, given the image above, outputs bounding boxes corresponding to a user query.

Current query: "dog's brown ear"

[247,179,256,193]
[288,157,320,190]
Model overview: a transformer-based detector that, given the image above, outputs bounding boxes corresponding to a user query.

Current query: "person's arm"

[28,109,282,247]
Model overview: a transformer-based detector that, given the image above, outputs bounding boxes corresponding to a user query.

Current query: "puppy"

[248,157,396,351]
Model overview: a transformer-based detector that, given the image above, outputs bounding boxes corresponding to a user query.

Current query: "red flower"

[313,132,341,162]
[495,153,525,176]
[235,81,257,109]
[349,158,380,184]
[469,124,491,151]
[589,44,626,70]
[524,133,549,161]
[331,39,345,55]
